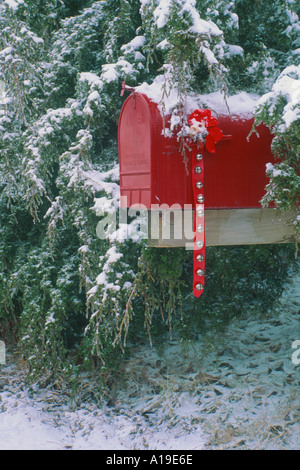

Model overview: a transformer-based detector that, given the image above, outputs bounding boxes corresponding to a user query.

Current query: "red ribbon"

[188,109,223,298]
[192,144,205,298]
[188,109,223,153]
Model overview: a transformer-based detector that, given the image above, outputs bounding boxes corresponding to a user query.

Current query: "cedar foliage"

[0,0,299,382]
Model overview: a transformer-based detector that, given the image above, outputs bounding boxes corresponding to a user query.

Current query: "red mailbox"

[118,91,294,297]
[118,92,274,209]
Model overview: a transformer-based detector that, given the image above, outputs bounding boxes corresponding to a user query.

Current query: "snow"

[203,91,260,117]
[92,246,123,300]
[153,0,172,29]
[121,36,146,54]
[3,0,24,11]
[45,313,55,326]
[225,44,244,56]
[1,266,299,450]
[79,72,102,87]
[101,59,136,83]
[157,39,169,50]
[101,64,119,84]
[78,245,89,254]
[200,45,219,65]
[255,65,300,131]
[0,47,13,57]
[83,90,101,118]
[136,74,260,118]
[152,0,222,37]
[286,8,299,24]
[181,4,222,37]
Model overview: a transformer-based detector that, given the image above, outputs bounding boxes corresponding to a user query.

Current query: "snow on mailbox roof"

[135,74,260,119]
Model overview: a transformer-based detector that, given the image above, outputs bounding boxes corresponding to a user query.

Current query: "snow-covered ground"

[0,266,299,450]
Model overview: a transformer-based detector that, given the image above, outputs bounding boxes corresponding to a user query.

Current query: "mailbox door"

[118,93,158,208]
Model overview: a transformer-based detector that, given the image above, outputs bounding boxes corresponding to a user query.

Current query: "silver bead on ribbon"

[196,207,204,217]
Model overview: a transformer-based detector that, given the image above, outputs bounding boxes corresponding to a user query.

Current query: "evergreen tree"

[0,0,298,383]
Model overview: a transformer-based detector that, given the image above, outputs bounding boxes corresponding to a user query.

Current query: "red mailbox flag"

[187,109,223,297]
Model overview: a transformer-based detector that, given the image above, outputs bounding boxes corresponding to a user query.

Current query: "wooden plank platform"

[147,208,297,248]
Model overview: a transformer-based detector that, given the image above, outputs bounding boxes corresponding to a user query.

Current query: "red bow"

[188,109,223,153]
